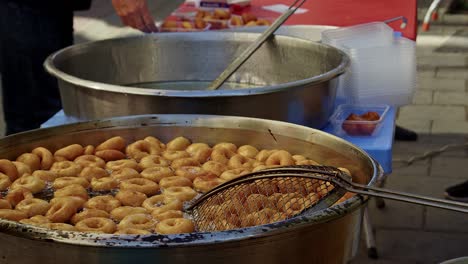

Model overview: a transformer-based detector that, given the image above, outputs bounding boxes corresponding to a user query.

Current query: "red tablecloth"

[168,0,417,40]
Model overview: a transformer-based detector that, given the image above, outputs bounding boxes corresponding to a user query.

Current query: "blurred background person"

[0,0,156,136]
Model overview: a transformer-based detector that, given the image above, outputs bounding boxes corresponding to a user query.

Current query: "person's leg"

[0,2,73,135]
[394,125,418,141]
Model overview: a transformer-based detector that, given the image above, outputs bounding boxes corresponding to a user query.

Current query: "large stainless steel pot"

[44,32,349,129]
[0,115,380,264]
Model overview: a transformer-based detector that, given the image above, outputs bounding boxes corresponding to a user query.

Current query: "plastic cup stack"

[322,22,417,106]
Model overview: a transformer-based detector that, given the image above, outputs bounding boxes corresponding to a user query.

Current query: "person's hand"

[112,0,158,33]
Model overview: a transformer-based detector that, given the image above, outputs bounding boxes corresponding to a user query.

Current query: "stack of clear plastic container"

[322,22,417,106]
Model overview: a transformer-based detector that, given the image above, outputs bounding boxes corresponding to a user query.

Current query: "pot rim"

[43,32,349,97]
[0,114,378,247]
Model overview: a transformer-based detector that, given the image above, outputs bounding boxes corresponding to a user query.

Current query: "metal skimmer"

[187,165,468,232]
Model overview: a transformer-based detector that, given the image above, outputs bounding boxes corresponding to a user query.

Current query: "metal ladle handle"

[207,0,307,90]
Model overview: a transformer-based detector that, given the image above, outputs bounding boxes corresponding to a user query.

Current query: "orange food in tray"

[342,111,381,136]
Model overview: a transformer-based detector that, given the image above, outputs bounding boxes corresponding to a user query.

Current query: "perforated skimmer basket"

[186,166,348,232]
[187,165,468,232]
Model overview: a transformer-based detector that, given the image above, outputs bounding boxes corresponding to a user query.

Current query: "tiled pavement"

[0,1,467,263]
[351,134,468,263]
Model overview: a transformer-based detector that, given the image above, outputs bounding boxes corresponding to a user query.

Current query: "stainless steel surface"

[0,114,378,264]
[208,0,306,90]
[218,166,468,213]
[44,32,349,128]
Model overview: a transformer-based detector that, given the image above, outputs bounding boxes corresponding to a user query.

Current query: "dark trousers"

[0,1,73,135]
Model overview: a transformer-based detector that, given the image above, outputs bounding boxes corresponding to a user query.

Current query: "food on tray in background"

[161,20,210,32]
[342,111,381,136]
[172,8,273,30]
[230,15,243,26]
[228,12,272,28]
[213,8,231,19]
[241,12,256,23]
[0,135,353,235]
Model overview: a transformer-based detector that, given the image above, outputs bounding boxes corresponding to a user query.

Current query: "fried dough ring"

[0,173,11,191]
[16,153,41,172]
[170,158,200,169]
[0,209,28,221]
[228,154,257,169]
[84,195,121,213]
[11,175,46,194]
[53,177,89,189]
[144,136,165,151]
[159,176,192,189]
[115,190,147,207]
[15,198,50,217]
[119,178,159,196]
[106,159,139,172]
[0,159,19,181]
[95,150,126,162]
[0,199,11,209]
[139,155,170,170]
[151,209,183,221]
[5,187,34,207]
[83,145,95,155]
[140,166,173,182]
[142,195,183,213]
[46,197,83,223]
[31,147,54,170]
[244,194,274,213]
[74,155,106,168]
[110,206,147,221]
[96,136,126,152]
[255,149,277,162]
[50,161,83,177]
[79,166,109,181]
[12,161,31,178]
[175,166,213,181]
[54,184,89,201]
[19,215,50,226]
[237,145,259,159]
[91,177,119,191]
[201,161,227,176]
[220,168,250,181]
[126,140,161,161]
[186,143,212,163]
[111,168,141,182]
[54,144,84,161]
[76,217,116,234]
[186,143,210,154]
[166,137,191,151]
[193,175,225,193]
[40,223,76,231]
[118,213,155,231]
[155,218,194,234]
[213,142,237,153]
[265,150,295,166]
[210,148,236,164]
[163,186,197,202]
[32,170,59,182]
[71,209,110,225]
[162,150,190,161]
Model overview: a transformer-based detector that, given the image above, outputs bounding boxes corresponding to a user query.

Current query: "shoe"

[444,180,468,203]
[394,125,418,141]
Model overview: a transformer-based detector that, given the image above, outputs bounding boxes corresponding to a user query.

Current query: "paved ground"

[0,1,467,263]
